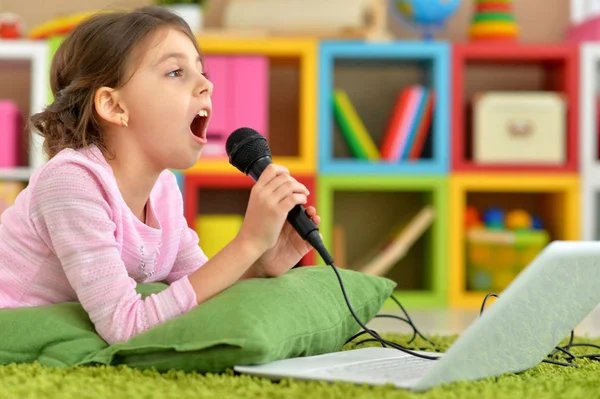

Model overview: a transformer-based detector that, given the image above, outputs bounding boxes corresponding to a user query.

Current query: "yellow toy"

[506,209,532,230]
[28,11,108,39]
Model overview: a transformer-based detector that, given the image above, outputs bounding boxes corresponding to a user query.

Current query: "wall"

[0,0,573,156]
[1,0,572,43]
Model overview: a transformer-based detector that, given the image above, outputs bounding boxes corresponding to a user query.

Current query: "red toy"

[0,13,23,39]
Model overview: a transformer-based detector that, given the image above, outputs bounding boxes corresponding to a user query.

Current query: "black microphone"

[226,127,334,266]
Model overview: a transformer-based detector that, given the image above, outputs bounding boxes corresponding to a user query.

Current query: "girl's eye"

[167,68,184,77]
[201,72,210,80]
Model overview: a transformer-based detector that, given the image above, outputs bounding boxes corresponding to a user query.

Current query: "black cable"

[479,293,499,316]
[552,345,576,361]
[541,358,578,367]
[374,314,417,344]
[569,342,600,351]
[345,330,383,346]
[328,262,441,360]
[388,296,439,346]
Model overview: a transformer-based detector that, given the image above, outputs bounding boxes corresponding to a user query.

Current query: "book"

[400,87,430,160]
[408,90,435,161]
[332,224,347,269]
[333,89,381,160]
[356,206,436,277]
[379,86,424,162]
[380,87,414,160]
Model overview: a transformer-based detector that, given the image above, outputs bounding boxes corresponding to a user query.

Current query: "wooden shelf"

[189,37,317,175]
[317,175,448,309]
[318,40,450,175]
[449,174,580,309]
[451,43,579,173]
[0,167,33,181]
[0,40,50,176]
[580,44,600,239]
[184,173,317,266]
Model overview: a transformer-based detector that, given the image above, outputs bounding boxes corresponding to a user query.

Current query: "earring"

[121,117,128,128]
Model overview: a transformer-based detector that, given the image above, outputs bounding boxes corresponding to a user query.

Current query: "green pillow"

[0,266,395,373]
[0,302,108,367]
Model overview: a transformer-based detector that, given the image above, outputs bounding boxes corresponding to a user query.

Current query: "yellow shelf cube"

[449,174,580,309]
[189,37,317,175]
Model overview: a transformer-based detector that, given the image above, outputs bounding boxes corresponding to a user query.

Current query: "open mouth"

[190,109,209,140]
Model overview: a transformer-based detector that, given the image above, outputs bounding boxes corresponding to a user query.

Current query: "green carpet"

[2,334,600,398]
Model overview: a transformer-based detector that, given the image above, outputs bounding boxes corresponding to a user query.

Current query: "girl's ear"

[94,87,128,128]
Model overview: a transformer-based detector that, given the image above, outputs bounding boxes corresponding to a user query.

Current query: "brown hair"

[30,6,202,158]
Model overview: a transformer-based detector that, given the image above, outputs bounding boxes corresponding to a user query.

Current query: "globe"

[392,0,462,39]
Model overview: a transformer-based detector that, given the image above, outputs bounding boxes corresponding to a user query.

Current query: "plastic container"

[466,228,550,292]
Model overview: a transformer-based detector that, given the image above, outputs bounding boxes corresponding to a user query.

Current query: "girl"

[0,6,320,345]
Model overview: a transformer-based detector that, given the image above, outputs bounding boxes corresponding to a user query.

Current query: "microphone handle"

[247,156,318,240]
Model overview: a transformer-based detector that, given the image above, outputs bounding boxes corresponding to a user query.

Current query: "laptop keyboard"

[322,356,437,383]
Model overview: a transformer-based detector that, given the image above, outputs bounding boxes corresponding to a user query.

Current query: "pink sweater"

[0,145,208,344]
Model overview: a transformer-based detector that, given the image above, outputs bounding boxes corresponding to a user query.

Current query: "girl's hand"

[247,206,321,278]
[237,164,309,255]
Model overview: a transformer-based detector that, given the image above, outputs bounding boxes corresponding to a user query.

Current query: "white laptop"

[235,241,600,391]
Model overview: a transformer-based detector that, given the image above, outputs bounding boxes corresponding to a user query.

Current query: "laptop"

[235,241,600,391]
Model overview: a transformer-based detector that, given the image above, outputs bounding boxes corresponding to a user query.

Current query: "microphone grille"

[226,127,271,174]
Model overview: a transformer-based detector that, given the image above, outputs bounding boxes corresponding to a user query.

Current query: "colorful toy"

[0,13,24,39]
[532,215,544,230]
[506,209,532,230]
[465,206,483,229]
[469,0,519,42]
[392,0,462,40]
[466,228,550,292]
[27,11,104,39]
[483,207,505,230]
[465,205,549,292]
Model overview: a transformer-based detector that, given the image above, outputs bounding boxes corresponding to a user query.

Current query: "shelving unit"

[581,175,600,241]
[190,36,317,175]
[0,33,590,311]
[0,40,50,181]
[184,173,317,266]
[580,43,600,240]
[318,41,450,175]
[317,175,448,309]
[449,174,580,308]
[451,43,579,173]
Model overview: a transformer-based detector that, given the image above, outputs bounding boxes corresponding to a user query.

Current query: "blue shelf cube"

[172,169,185,195]
[318,40,450,175]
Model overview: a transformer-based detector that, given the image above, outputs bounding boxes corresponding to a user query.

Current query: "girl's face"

[109,27,213,171]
